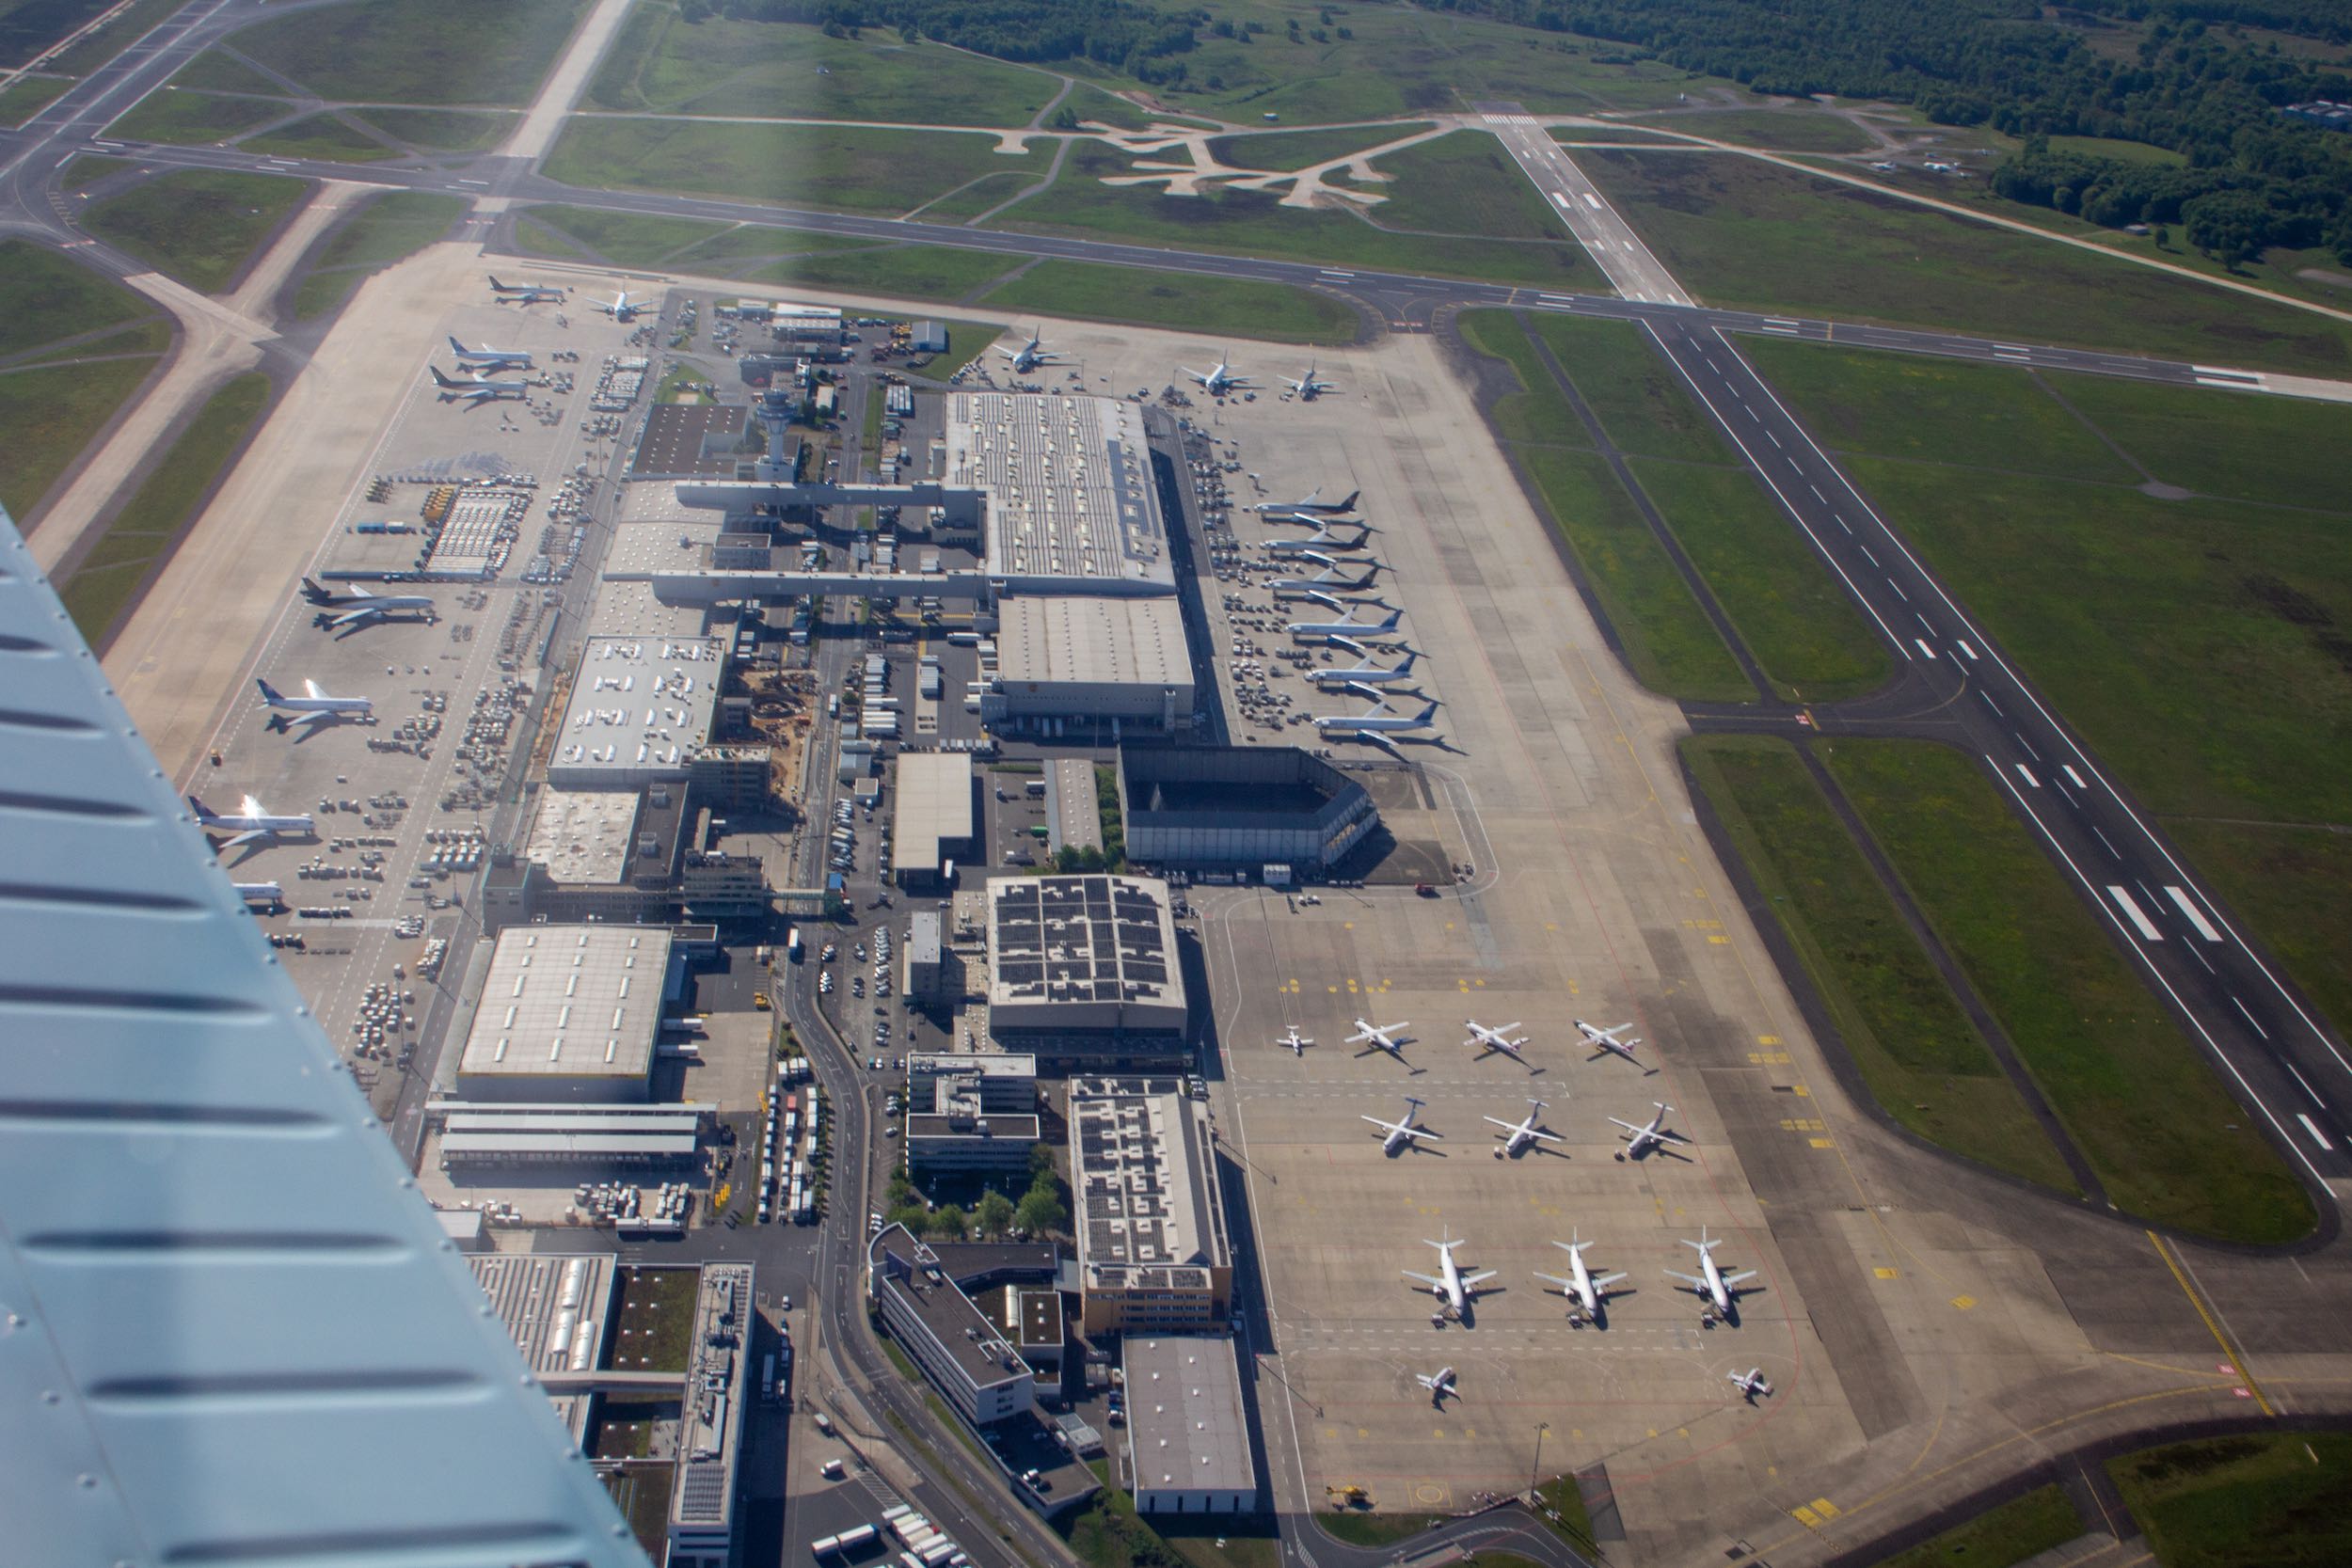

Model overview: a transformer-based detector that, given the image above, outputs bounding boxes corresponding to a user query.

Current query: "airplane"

[1362,1096,1441,1155]
[1666,1227,1760,1319]
[1288,605,1405,642]
[994,327,1062,374]
[1534,1231,1629,1323]
[1269,564,1379,598]
[1728,1368,1773,1402]
[255,677,372,733]
[1181,354,1252,396]
[1464,1018,1533,1068]
[429,366,528,404]
[188,793,314,849]
[1280,362,1334,400]
[1315,699,1438,736]
[447,336,532,372]
[1577,1018,1655,1073]
[301,578,436,630]
[1310,648,1419,691]
[1346,1019,1412,1063]
[1264,528,1372,557]
[1256,486,1360,515]
[487,274,564,303]
[1485,1098,1563,1159]
[1277,1025,1314,1056]
[1415,1366,1457,1406]
[1404,1229,1497,1322]
[232,881,283,911]
[1610,1102,1690,1161]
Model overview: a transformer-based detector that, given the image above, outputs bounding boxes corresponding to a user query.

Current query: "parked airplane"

[1280,362,1334,400]
[1347,1019,1412,1063]
[430,366,528,404]
[1181,354,1251,395]
[1311,648,1419,692]
[1611,1102,1689,1161]
[1464,1019,1533,1068]
[1288,604,1404,641]
[1486,1098,1563,1159]
[1362,1096,1441,1154]
[1404,1229,1497,1322]
[995,327,1062,374]
[591,288,643,321]
[1666,1227,1760,1319]
[1728,1368,1773,1402]
[1415,1366,1457,1405]
[1315,699,1438,736]
[1270,564,1380,599]
[447,336,532,372]
[1534,1232,1628,1324]
[1264,528,1371,557]
[302,578,435,630]
[255,677,372,733]
[1577,1019,1654,1073]
[1277,1025,1314,1056]
[1256,486,1360,515]
[188,794,314,849]
[487,274,564,303]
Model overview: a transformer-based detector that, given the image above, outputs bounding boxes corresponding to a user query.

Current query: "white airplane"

[591,288,643,321]
[1311,648,1419,692]
[1666,1227,1760,1318]
[1288,605,1404,642]
[1534,1232,1629,1323]
[447,336,532,372]
[429,366,527,404]
[1362,1096,1440,1154]
[1256,486,1359,515]
[1464,1018,1532,1068]
[1269,563,1379,598]
[1264,527,1371,557]
[994,327,1061,374]
[255,677,372,732]
[1280,362,1334,400]
[1486,1098,1563,1159]
[1611,1102,1690,1161]
[188,793,314,849]
[302,578,435,630]
[1576,1019,1654,1073]
[1316,699,1438,736]
[487,274,564,303]
[1347,1019,1412,1063]
[1415,1366,1457,1405]
[1404,1229,1497,1322]
[1181,354,1251,395]
[1728,1368,1773,1402]
[1276,1025,1314,1056]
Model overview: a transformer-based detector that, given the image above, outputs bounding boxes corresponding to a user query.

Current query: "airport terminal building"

[1118,745,1376,872]
[1068,1077,1232,1336]
[985,875,1188,1064]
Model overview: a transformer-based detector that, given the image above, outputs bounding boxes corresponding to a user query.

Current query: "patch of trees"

[688,0,1198,79]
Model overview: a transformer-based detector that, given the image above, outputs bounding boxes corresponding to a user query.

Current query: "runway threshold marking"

[2106,885,2162,941]
[2060,764,2088,789]
[2164,885,2224,942]
[2150,1230,2273,1416]
[2296,1114,2332,1149]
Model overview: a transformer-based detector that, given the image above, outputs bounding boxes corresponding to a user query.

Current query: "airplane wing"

[1658,1127,1692,1143]
[1608,1117,1645,1135]
[1402,1270,1446,1288]
[1404,1126,1441,1140]
[1461,1270,1497,1286]
[289,710,335,732]
[217,827,265,850]
[1483,1117,1518,1132]
[326,606,380,629]
[1360,1116,1399,1133]
[1533,1272,1575,1291]
[1529,1128,1563,1142]
[1592,1270,1629,1289]
[239,795,268,817]
[1722,1270,1759,1287]
[1664,1269,1707,1287]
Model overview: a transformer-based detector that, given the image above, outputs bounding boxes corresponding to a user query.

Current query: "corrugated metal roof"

[0,508,646,1564]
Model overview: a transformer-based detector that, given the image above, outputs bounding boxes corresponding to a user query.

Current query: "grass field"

[1870,1484,2083,1568]
[59,152,136,191]
[1683,736,2077,1191]
[914,170,1045,223]
[13,317,172,366]
[890,317,1003,383]
[358,106,516,151]
[1529,313,1731,465]
[1207,123,1432,173]
[980,259,1354,343]
[2109,1432,2352,1568]
[158,49,285,96]
[1060,81,1154,131]
[1667,108,1876,152]
[0,239,151,357]
[2047,372,2352,513]
[545,119,1015,214]
[0,72,70,126]
[511,215,586,261]
[1577,150,2352,374]
[526,203,731,267]
[0,354,161,521]
[2165,823,2352,1064]
[43,0,177,76]
[2046,133,2185,166]
[1825,737,2312,1243]
[1362,129,1571,240]
[1461,308,1579,445]
[58,372,268,646]
[663,225,874,270]
[83,168,309,293]
[290,190,464,319]
[758,244,1026,303]
[103,86,285,145]
[239,113,399,163]
[220,0,583,104]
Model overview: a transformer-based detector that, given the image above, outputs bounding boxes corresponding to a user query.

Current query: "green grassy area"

[12,317,173,365]
[83,168,309,293]
[157,49,286,96]
[545,118,1015,214]
[43,0,179,76]
[888,317,1004,383]
[0,239,151,357]
[979,259,1356,344]
[1207,123,1430,173]
[1534,1475,1598,1555]
[1738,339,2139,481]
[0,354,163,521]
[1824,737,2312,1243]
[0,72,71,126]
[57,372,267,646]
[58,152,136,191]
[302,190,464,272]
[600,1464,674,1562]
[1671,107,1876,151]
[1577,149,2352,374]
[2166,823,2352,1063]
[666,225,874,270]
[1060,80,1154,130]
[1363,128,1572,240]
[585,10,1058,124]
[103,87,285,145]
[1683,736,2077,1190]
[218,0,584,104]
[2047,372,2352,513]
[511,214,587,261]
[2045,133,2185,166]
[1528,313,1729,465]
[2109,1432,2352,1568]
[357,106,516,151]
[914,170,1045,224]
[1314,1510,1448,1546]
[609,1266,699,1372]
[1869,1483,2083,1568]
[239,113,399,163]
[755,244,1026,304]
[526,203,731,267]
[1460,307,1578,444]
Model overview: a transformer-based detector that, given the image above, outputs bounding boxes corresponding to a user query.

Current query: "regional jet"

[255,677,373,733]
[1256,486,1359,515]
[1277,1025,1314,1056]
[1315,698,1438,736]
[1263,527,1372,556]
[1464,1019,1533,1068]
[1347,1019,1412,1063]
[1404,1230,1497,1322]
[302,578,435,630]
[1577,1019,1654,1072]
[1181,354,1251,395]
[994,327,1062,374]
[1280,362,1334,400]
[1270,564,1379,599]
[1610,1102,1690,1161]
[1665,1227,1760,1319]
[188,794,315,849]
[1288,604,1404,641]
[488,274,564,303]
[430,366,528,404]
[447,336,533,372]
[1486,1098,1563,1159]
[1310,648,1419,692]
[1728,1368,1773,1402]
[1363,1096,1441,1155]
[1415,1366,1457,1406]
[1534,1232,1628,1324]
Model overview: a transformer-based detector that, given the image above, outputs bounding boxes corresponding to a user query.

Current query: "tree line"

[679,0,1199,79]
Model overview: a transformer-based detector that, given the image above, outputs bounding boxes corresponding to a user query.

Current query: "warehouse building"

[988,595,1194,730]
[986,876,1188,1062]
[547,636,725,789]
[892,752,976,890]
[435,1103,705,1169]
[455,927,676,1102]
[906,1104,1042,1175]
[1123,1336,1258,1514]
[908,1053,1037,1113]
[1119,745,1376,873]
[669,1261,755,1568]
[870,1225,1036,1426]
[947,392,1175,596]
[1068,1077,1232,1335]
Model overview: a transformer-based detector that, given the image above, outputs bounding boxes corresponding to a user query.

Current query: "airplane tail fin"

[1415,701,1438,725]
[255,678,285,705]
[449,335,469,355]
[1395,648,1417,675]
[186,794,213,821]
[487,275,507,290]
[1337,489,1359,511]
[299,577,327,603]
[429,367,459,388]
